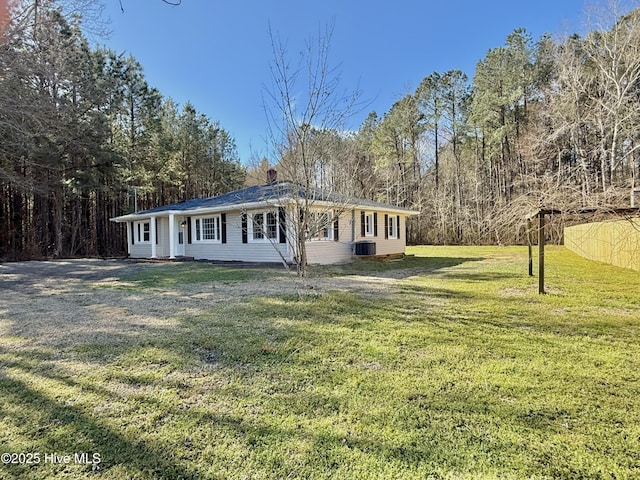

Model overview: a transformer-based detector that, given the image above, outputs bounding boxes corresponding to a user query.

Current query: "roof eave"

[109,198,296,223]
[356,205,420,215]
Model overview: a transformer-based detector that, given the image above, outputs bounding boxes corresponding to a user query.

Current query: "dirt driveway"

[0,259,405,349]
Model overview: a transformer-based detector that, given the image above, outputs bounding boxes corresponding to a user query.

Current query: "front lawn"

[1,246,639,479]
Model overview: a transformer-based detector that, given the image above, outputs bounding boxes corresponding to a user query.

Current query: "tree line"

[3,1,640,260]
[255,3,640,246]
[0,0,245,260]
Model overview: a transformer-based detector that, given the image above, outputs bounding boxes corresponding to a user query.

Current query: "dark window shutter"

[373,212,378,237]
[299,208,306,239]
[278,207,286,244]
[221,213,227,244]
[333,215,339,242]
[241,213,248,244]
[397,215,401,240]
[384,214,389,239]
[155,218,159,244]
[137,223,141,243]
[130,222,135,245]
[360,211,365,237]
[187,217,192,244]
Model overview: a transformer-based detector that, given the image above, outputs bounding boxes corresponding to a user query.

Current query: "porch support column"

[169,213,176,259]
[126,222,132,255]
[150,216,157,258]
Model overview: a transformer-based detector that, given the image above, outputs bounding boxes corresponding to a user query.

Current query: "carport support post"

[538,212,545,295]
[527,217,533,277]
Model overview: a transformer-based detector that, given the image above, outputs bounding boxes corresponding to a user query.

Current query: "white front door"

[176,217,186,257]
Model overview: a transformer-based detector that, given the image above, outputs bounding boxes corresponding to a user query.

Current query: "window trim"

[249,210,279,243]
[364,212,375,237]
[308,211,334,241]
[136,221,151,243]
[387,215,398,240]
[192,215,222,243]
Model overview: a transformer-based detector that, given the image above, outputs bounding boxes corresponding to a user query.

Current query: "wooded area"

[0,0,245,259]
[2,1,640,259]
[254,2,640,246]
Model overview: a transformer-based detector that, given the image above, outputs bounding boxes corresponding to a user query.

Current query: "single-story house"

[110,176,419,265]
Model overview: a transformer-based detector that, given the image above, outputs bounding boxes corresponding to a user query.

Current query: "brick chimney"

[267,168,277,183]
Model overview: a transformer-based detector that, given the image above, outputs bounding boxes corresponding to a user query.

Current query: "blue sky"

[101,0,591,164]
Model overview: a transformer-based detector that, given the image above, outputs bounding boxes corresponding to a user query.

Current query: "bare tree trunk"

[263,23,364,277]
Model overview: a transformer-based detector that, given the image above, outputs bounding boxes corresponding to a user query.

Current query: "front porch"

[127,213,188,260]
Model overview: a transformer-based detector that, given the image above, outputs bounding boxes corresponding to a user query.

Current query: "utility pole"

[131,186,140,213]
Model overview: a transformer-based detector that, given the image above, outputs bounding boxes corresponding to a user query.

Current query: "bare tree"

[552,2,640,199]
[262,23,365,276]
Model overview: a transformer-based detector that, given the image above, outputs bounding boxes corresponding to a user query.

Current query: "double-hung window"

[387,215,398,239]
[137,221,150,243]
[194,216,221,242]
[266,212,278,240]
[364,212,375,237]
[251,211,278,242]
[309,211,332,240]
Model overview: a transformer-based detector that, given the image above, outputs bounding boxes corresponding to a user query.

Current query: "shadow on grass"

[441,271,521,282]
[2,285,637,479]
[0,287,477,475]
[0,369,199,479]
[397,283,475,301]
[0,259,135,296]
[122,263,254,289]
[0,259,257,298]
[315,255,485,279]
[2,249,638,478]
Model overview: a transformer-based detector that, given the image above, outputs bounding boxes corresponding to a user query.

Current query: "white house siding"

[306,210,407,262]
[304,210,353,264]
[156,217,170,258]
[128,220,150,258]
[125,209,409,262]
[306,240,352,264]
[184,210,291,263]
[371,235,406,256]
[353,211,407,256]
[129,229,151,257]
[126,217,174,258]
[129,243,151,257]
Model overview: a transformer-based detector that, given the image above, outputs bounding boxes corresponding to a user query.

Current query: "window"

[387,215,398,239]
[364,212,374,237]
[251,211,278,242]
[142,222,150,242]
[308,211,332,240]
[201,217,220,241]
[252,213,264,240]
[193,216,221,242]
[137,221,150,243]
[267,212,278,240]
